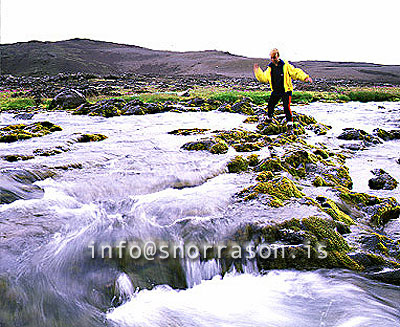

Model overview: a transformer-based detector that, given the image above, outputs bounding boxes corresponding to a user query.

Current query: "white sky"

[1,0,399,65]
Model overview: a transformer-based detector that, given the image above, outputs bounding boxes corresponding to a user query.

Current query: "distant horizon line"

[1,37,399,67]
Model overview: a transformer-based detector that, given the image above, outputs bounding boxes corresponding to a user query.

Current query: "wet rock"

[13,113,35,120]
[2,154,34,162]
[186,97,205,107]
[229,98,254,115]
[0,122,62,143]
[168,128,210,135]
[335,186,400,226]
[368,169,398,190]
[373,128,400,141]
[0,169,54,204]
[367,269,400,286]
[33,145,69,156]
[235,216,362,271]
[338,128,381,145]
[75,134,108,143]
[74,98,126,117]
[48,88,87,110]
[397,158,400,165]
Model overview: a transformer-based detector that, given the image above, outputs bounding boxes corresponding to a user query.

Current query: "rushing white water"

[107,270,400,327]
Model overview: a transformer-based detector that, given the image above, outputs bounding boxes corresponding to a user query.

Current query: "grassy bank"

[1,86,400,112]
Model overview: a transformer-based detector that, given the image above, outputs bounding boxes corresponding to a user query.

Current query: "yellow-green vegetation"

[0,121,62,142]
[241,176,304,206]
[75,133,108,143]
[181,137,228,154]
[317,198,354,225]
[335,185,400,226]
[227,155,249,173]
[239,216,362,271]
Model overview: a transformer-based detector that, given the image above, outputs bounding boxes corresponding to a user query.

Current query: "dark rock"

[338,128,381,145]
[13,113,35,120]
[181,137,228,154]
[368,168,398,190]
[49,88,87,109]
[186,98,205,106]
[75,134,107,143]
[373,128,400,141]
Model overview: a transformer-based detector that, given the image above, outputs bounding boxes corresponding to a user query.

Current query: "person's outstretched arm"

[287,63,312,82]
[253,63,270,84]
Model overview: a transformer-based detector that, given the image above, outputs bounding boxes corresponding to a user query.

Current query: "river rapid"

[0,102,399,327]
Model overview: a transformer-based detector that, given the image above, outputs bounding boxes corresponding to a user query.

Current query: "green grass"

[0,98,36,111]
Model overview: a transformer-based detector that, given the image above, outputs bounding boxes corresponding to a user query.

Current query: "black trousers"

[267,91,293,122]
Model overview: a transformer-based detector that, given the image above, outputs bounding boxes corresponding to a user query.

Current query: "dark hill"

[1,38,400,83]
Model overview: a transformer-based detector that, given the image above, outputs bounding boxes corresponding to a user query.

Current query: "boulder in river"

[338,128,381,145]
[49,88,87,110]
[368,168,398,190]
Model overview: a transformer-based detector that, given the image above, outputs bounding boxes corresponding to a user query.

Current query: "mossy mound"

[0,122,62,143]
[247,154,260,167]
[240,176,304,206]
[181,137,228,154]
[235,216,362,271]
[227,155,249,173]
[218,98,254,115]
[315,196,354,226]
[335,186,400,226]
[75,134,108,143]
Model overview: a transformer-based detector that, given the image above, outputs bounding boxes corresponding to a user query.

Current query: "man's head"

[269,48,280,66]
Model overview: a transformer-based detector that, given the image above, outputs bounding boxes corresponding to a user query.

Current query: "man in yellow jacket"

[253,48,312,127]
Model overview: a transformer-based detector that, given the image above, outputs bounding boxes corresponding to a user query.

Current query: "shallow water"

[0,102,399,327]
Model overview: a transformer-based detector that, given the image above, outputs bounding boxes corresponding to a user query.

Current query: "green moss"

[227,155,249,173]
[250,176,305,206]
[0,122,62,143]
[318,199,354,225]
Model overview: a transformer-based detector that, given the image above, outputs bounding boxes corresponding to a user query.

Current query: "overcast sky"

[1,0,399,65]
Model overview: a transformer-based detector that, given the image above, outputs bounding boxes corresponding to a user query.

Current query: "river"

[0,102,399,327]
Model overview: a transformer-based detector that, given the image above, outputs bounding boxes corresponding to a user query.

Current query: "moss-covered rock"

[181,137,228,154]
[247,154,260,167]
[75,134,108,143]
[0,122,62,143]
[240,176,304,206]
[235,216,362,271]
[335,186,400,226]
[243,116,259,124]
[227,155,249,173]
[168,128,210,135]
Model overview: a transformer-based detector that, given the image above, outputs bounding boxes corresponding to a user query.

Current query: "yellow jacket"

[254,60,309,92]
